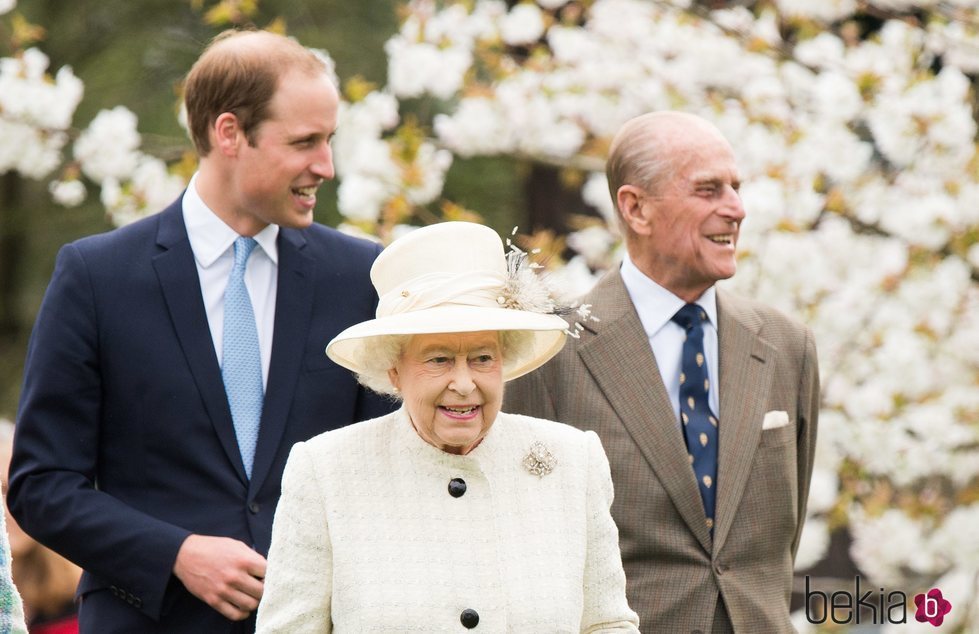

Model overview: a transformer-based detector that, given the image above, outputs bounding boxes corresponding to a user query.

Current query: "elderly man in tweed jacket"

[506,111,819,633]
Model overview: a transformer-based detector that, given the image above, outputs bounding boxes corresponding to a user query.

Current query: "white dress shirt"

[182,174,278,387]
[619,254,719,423]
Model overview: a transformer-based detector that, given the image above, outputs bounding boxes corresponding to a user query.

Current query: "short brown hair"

[184,29,328,155]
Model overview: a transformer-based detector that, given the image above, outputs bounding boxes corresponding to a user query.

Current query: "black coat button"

[248,502,260,514]
[460,608,479,628]
[448,478,467,498]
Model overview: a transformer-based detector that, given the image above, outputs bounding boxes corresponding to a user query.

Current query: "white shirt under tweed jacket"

[256,407,639,633]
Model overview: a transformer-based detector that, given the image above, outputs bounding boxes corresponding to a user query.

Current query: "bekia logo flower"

[914,588,952,627]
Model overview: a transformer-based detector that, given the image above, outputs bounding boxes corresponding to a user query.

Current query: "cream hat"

[326,222,569,381]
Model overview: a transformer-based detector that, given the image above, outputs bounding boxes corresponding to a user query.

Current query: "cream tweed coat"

[256,408,639,633]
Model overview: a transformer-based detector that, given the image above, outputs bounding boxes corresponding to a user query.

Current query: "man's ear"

[617,184,653,236]
[212,112,243,157]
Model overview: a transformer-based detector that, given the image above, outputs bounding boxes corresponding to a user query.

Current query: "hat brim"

[326,305,568,382]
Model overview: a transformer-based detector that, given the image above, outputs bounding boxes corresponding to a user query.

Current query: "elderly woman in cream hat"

[256,222,639,632]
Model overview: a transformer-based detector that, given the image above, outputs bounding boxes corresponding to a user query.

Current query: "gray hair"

[606,114,678,214]
[355,330,534,398]
[606,111,727,236]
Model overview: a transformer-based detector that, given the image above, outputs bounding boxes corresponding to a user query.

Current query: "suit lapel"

[578,272,713,551]
[152,203,248,484]
[248,228,313,492]
[711,290,775,552]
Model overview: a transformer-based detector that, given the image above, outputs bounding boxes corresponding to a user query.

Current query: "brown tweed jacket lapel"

[577,272,713,552]
[712,289,776,553]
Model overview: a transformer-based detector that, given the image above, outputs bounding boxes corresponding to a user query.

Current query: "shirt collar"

[619,253,717,337]
[182,172,280,268]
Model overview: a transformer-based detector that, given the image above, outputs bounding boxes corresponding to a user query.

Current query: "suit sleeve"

[8,244,190,620]
[256,442,333,633]
[580,431,640,633]
[791,326,820,559]
[503,366,558,421]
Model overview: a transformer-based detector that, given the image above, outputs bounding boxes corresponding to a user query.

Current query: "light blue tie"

[222,237,263,480]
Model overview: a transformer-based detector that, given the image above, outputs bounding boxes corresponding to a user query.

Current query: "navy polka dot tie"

[672,303,718,532]
[222,237,263,480]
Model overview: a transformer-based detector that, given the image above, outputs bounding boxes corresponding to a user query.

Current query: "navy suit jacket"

[8,197,394,633]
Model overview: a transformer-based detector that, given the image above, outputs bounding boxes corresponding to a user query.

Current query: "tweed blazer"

[256,408,639,633]
[504,270,819,633]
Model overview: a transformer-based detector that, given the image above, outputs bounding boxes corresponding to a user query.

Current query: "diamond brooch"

[522,441,556,477]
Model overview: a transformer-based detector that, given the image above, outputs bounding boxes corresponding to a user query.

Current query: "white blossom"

[794,518,830,570]
[385,39,472,100]
[545,254,604,300]
[581,172,617,227]
[404,143,452,205]
[500,3,546,46]
[0,119,66,179]
[0,48,83,131]
[928,19,979,74]
[850,509,941,587]
[794,32,846,70]
[337,174,391,223]
[101,156,184,226]
[74,106,142,183]
[710,7,757,35]
[870,0,937,10]
[566,225,617,268]
[434,98,516,157]
[48,179,87,207]
[807,468,839,516]
[0,0,15,15]
[790,609,818,634]
[774,0,858,23]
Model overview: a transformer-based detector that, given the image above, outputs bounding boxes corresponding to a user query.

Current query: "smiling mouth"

[707,234,734,245]
[440,405,479,415]
[292,186,317,200]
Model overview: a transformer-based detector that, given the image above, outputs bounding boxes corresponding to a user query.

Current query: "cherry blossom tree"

[339,5,979,630]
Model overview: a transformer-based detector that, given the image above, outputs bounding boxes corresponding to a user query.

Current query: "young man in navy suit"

[8,30,394,633]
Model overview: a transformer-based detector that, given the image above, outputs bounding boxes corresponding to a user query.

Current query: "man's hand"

[173,534,267,621]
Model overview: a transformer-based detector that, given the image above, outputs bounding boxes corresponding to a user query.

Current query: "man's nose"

[310,142,335,180]
[720,185,745,221]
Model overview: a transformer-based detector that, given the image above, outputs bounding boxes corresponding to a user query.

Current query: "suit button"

[460,608,479,628]
[448,478,467,498]
[714,562,727,575]
[248,502,260,514]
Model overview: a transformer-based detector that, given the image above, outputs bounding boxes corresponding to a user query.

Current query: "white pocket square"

[762,410,791,430]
